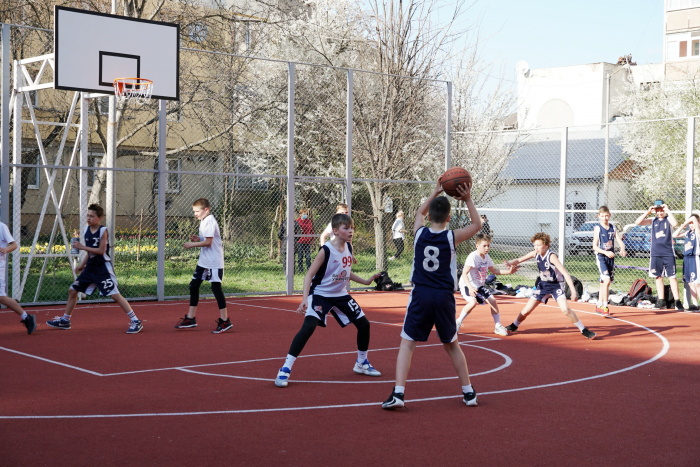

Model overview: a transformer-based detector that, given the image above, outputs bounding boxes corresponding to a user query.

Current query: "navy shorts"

[596,255,615,283]
[649,256,676,278]
[533,281,565,304]
[460,285,492,304]
[401,285,457,343]
[192,266,224,283]
[71,262,119,296]
[306,294,365,327]
[683,256,699,283]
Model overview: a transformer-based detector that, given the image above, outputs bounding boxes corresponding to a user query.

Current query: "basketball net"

[113,77,153,104]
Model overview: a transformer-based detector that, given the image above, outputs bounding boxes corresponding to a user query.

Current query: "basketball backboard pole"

[105,0,117,255]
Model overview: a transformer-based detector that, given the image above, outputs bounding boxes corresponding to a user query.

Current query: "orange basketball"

[439,167,472,198]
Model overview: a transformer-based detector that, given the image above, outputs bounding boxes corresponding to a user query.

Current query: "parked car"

[621,224,685,258]
[566,221,618,255]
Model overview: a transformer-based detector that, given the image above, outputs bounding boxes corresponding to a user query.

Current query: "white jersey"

[458,251,494,289]
[198,215,224,269]
[0,222,14,267]
[309,241,353,297]
[322,222,335,241]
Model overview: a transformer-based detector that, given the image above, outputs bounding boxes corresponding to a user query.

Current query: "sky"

[449,0,663,94]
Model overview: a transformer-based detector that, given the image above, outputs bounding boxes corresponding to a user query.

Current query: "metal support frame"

[684,117,696,306]
[11,59,21,299]
[445,81,452,171]
[106,94,116,259]
[286,62,295,295]
[346,69,353,213]
[1,24,9,227]
[157,99,166,300]
[558,127,568,264]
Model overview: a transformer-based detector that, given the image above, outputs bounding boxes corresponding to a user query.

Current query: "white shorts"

[0,267,6,297]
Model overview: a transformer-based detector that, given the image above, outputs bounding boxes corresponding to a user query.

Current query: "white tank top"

[309,241,353,297]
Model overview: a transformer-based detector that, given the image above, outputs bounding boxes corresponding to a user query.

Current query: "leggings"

[393,238,404,259]
[189,279,227,310]
[288,315,371,357]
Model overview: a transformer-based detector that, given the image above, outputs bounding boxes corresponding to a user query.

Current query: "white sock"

[492,313,501,325]
[357,350,367,363]
[127,310,138,322]
[513,318,522,327]
[284,354,297,370]
[62,313,71,321]
[395,385,405,394]
[597,301,602,307]
[20,311,28,320]
[574,320,585,331]
[603,301,608,307]
[462,384,473,394]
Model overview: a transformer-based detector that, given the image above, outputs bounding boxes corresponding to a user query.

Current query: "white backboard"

[54,6,180,100]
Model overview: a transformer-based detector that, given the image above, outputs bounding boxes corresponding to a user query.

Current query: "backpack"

[628,279,652,301]
[374,271,395,291]
[564,275,583,300]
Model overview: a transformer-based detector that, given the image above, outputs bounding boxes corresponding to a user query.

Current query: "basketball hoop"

[113,77,153,104]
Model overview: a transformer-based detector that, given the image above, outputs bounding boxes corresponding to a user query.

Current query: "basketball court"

[2,291,699,466]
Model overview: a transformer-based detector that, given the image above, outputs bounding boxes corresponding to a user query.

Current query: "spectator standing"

[389,211,406,261]
[297,208,315,272]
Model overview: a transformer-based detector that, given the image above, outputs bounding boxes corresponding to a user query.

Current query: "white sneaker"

[353,359,381,376]
[494,323,508,336]
[275,367,291,387]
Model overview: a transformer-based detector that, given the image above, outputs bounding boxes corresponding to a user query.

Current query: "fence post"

[558,127,568,264]
[286,62,295,295]
[11,60,21,299]
[603,117,610,206]
[1,23,9,227]
[445,81,452,171]
[106,96,116,259]
[684,116,696,307]
[157,99,166,301]
[79,93,88,257]
[346,69,353,213]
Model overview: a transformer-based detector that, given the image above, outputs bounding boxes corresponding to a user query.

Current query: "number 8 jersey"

[409,226,458,291]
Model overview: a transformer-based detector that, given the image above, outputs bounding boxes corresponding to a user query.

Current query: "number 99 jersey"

[409,226,458,291]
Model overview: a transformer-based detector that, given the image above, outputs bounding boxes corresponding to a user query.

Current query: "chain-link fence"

[2,22,700,306]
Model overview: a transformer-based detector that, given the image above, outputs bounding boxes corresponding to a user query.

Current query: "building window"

[668,0,700,11]
[680,41,688,57]
[233,159,268,192]
[693,40,699,55]
[26,151,40,189]
[188,22,208,43]
[156,159,181,193]
[87,154,103,190]
[27,91,39,108]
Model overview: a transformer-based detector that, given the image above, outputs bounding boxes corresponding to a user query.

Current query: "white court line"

[0,346,103,376]
[176,343,512,384]
[0,314,667,419]
[0,313,670,419]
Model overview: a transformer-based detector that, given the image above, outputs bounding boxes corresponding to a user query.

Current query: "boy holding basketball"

[46,204,142,333]
[592,206,626,317]
[175,198,231,333]
[274,213,381,388]
[456,233,519,335]
[382,176,482,410]
[503,233,595,339]
[0,220,36,334]
[635,201,683,310]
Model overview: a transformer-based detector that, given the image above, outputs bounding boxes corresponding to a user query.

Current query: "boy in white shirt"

[0,221,36,334]
[319,203,348,245]
[456,233,518,336]
[176,198,230,333]
[389,211,406,260]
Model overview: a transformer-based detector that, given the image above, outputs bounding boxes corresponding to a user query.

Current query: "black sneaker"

[382,390,405,409]
[581,327,596,339]
[212,318,232,334]
[505,323,518,332]
[21,314,37,335]
[46,316,71,330]
[175,315,197,329]
[688,305,699,312]
[463,388,478,407]
[675,300,684,311]
[653,299,666,309]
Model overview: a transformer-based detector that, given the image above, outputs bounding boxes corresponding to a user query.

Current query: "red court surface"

[2,291,700,466]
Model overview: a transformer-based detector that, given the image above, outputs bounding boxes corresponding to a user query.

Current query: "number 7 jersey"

[409,226,458,290]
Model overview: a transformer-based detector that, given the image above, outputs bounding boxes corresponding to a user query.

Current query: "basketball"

[440,167,472,198]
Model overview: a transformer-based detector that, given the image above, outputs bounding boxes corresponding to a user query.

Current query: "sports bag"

[628,279,652,301]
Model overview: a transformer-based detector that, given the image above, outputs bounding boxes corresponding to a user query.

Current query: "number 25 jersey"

[409,226,458,291]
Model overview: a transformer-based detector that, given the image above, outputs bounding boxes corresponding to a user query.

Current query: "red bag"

[628,279,652,300]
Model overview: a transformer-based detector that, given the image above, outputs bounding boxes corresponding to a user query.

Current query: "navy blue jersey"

[650,217,674,257]
[596,223,616,255]
[84,225,111,265]
[409,227,457,291]
[684,231,697,257]
[536,249,564,283]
